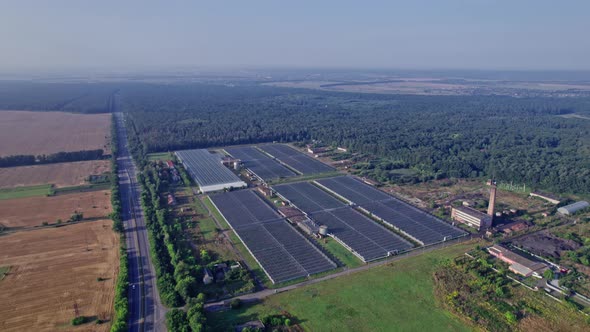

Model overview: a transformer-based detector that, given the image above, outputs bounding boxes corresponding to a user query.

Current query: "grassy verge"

[147,152,173,161]
[191,194,208,215]
[51,183,110,195]
[0,266,10,281]
[208,241,478,331]
[266,171,342,185]
[318,237,363,268]
[198,217,218,241]
[0,184,53,200]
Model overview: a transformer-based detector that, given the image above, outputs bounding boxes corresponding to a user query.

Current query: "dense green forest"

[1,81,589,194]
[120,83,590,195]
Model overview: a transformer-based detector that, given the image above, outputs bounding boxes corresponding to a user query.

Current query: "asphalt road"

[115,113,167,332]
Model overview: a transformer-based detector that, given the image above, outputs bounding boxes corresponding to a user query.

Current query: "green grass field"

[208,241,477,332]
[147,152,173,161]
[266,171,342,185]
[0,184,53,200]
[192,196,208,216]
[0,266,10,281]
[319,237,363,268]
[198,217,218,241]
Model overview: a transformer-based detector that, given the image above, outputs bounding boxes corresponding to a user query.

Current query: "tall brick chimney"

[487,180,497,217]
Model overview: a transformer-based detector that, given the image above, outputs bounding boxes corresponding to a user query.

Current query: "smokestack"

[487,180,497,217]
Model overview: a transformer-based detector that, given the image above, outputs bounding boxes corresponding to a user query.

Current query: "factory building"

[530,191,561,205]
[488,245,547,277]
[558,201,590,215]
[176,149,247,193]
[451,206,493,230]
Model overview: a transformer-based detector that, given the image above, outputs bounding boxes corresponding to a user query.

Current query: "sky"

[1,0,589,72]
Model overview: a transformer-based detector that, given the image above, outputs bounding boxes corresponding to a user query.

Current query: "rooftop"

[453,205,490,219]
[488,244,546,272]
[559,201,590,213]
[530,191,560,201]
[176,149,246,188]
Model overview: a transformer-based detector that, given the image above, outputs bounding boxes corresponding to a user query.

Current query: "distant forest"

[1,81,589,194]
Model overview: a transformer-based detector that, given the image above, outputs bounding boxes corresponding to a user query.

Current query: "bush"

[230,298,242,309]
[505,311,517,324]
[71,316,88,326]
[166,309,190,332]
[543,269,554,280]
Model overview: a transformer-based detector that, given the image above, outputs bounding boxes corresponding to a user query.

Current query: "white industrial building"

[451,206,493,230]
[175,149,246,193]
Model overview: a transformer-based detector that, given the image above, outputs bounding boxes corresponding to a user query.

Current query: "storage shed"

[558,201,590,215]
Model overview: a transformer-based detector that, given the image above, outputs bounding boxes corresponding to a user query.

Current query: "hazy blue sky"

[1,0,589,71]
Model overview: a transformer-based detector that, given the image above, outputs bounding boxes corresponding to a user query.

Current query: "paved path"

[115,113,167,332]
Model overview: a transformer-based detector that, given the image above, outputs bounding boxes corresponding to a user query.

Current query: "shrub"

[505,311,517,324]
[166,309,190,332]
[543,269,554,280]
[71,316,87,326]
[230,298,242,309]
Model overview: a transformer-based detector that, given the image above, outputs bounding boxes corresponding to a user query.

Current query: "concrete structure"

[558,201,590,215]
[451,206,493,230]
[278,206,307,223]
[497,220,530,235]
[488,245,547,277]
[307,146,329,154]
[530,191,561,205]
[297,218,320,235]
[257,186,273,197]
[361,177,380,186]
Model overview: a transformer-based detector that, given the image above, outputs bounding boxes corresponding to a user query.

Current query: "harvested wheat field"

[0,221,119,331]
[0,160,111,189]
[0,111,110,157]
[0,190,112,229]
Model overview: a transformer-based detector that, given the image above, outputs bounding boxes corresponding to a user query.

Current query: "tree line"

[0,149,106,167]
[135,147,207,330]
[109,114,129,332]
